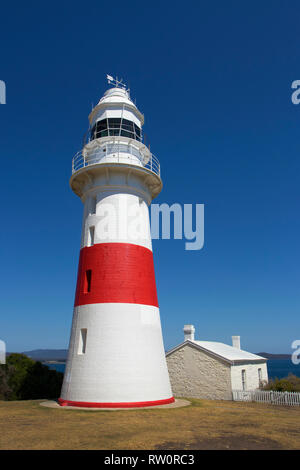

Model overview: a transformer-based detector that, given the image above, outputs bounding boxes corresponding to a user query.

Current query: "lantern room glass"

[90,118,142,142]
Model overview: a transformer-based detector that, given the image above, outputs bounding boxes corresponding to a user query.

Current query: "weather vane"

[106,74,128,92]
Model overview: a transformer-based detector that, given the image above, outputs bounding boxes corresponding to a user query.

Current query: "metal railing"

[232,389,300,406]
[72,141,161,177]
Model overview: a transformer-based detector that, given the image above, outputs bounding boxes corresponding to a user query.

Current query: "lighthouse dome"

[98,87,133,106]
[89,86,144,129]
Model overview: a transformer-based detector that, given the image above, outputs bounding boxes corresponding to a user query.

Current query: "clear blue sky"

[0,1,299,354]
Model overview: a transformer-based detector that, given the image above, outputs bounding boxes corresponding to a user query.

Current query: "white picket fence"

[232,389,300,406]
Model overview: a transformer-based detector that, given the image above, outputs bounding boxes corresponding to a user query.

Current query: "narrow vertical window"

[84,269,92,293]
[258,368,262,384]
[88,226,95,247]
[88,196,96,215]
[90,197,96,215]
[78,328,87,354]
[241,369,246,391]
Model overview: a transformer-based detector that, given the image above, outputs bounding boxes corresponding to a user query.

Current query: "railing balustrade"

[72,141,160,178]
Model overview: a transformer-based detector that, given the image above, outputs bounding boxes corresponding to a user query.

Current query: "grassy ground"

[0,398,300,450]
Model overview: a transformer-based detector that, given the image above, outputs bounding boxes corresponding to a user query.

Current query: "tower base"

[58,397,175,408]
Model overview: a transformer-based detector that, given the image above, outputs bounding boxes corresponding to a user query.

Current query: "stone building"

[166,325,268,400]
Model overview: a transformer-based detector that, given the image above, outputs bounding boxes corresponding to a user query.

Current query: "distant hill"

[6,349,291,363]
[21,349,68,362]
[256,352,291,360]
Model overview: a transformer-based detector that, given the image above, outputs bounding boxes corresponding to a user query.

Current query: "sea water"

[46,359,300,380]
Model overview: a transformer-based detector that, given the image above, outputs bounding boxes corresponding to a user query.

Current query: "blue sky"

[0,1,299,353]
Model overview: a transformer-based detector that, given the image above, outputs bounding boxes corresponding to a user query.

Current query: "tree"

[0,353,63,401]
[6,354,35,399]
[0,364,14,400]
[20,361,63,400]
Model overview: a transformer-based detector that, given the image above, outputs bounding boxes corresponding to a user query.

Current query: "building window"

[88,226,95,247]
[84,270,92,293]
[78,328,87,354]
[258,368,262,384]
[241,369,246,391]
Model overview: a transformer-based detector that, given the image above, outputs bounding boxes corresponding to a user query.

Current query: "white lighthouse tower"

[59,76,174,407]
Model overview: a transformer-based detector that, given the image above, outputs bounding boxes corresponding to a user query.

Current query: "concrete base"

[40,398,190,411]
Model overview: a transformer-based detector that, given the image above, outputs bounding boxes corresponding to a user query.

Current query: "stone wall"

[166,343,232,400]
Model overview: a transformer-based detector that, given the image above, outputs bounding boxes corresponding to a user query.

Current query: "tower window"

[88,226,95,247]
[89,197,96,215]
[134,123,141,139]
[78,328,87,355]
[258,368,262,383]
[84,270,92,293]
[90,118,141,142]
[109,117,121,128]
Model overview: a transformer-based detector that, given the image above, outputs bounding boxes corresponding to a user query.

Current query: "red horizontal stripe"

[74,243,158,307]
[58,397,175,408]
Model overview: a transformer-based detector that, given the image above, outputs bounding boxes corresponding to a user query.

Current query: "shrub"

[5,353,35,400]
[261,374,300,392]
[0,353,63,401]
[19,361,63,400]
[0,364,14,400]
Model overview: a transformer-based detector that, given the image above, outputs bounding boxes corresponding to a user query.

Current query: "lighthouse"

[59,76,174,407]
